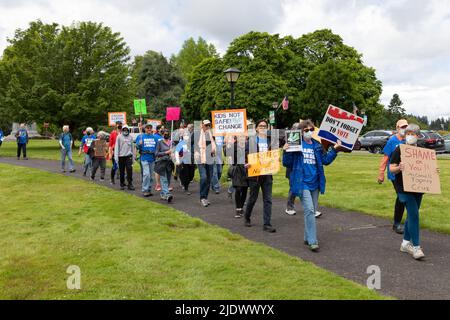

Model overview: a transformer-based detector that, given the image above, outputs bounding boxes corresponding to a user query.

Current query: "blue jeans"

[288,189,319,212]
[61,148,74,170]
[301,189,320,245]
[83,154,92,174]
[398,192,423,246]
[211,163,223,192]
[141,160,155,193]
[198,164,214,200]
[160,167,172,198]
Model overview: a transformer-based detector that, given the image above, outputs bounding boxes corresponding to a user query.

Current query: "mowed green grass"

[273,153,450,234]
[0,163,386,300]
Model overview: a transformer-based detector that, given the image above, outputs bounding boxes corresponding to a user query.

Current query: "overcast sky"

[1,0,449,120]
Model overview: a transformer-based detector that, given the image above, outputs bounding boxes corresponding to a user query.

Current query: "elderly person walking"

[59,125,75,173]
[114,125,136,191]
[79,127,96,176]
[15,123,29,160]
[90,131,109,181]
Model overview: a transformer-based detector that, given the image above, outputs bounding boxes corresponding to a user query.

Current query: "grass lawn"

[273,152,450,235]
[0,163,386,300]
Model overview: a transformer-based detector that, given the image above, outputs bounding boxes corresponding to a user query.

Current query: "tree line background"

[0,20,447,139]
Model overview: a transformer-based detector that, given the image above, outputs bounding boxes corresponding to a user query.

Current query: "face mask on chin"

[406,135,417,145]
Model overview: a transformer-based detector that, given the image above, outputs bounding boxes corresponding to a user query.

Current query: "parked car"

[443,134,450,153]
[359,130,394,154]
[417,131,445,153]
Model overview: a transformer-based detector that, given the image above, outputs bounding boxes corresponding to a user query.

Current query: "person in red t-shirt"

[109,121,122,184]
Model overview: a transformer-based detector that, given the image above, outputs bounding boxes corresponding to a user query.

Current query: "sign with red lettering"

[318,105,364,151]
[400,144,441,194]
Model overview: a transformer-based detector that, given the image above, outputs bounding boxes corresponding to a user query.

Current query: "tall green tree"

[0,20,133,137]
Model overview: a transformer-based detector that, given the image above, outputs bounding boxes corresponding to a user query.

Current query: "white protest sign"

[318,105,364,150]
[211,109,247,136]
[108,112,127,127]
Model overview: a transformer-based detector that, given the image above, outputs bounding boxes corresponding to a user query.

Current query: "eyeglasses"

[258,125,268,129]
[303,128,315,133]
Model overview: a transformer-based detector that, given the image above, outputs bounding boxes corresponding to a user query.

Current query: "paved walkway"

[1,156,449,300]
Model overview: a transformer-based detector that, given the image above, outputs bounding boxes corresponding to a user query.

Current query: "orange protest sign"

[400,144,441,194]
[247,149,280,177]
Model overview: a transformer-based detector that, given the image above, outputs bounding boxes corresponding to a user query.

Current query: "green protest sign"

[269,111,276,124]
[133,99,147,115]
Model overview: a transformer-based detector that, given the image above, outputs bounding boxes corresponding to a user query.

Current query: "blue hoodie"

[283,139,338,196]
[17,129,28,144]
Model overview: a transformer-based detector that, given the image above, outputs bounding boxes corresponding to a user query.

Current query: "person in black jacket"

[227,135,249,218]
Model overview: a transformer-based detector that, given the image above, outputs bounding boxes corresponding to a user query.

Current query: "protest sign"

[108,112,127,126]
[285,130,302,152]
[318,105,364,151]
[247,149,280,177]
[400,144,441,194]
[134,99,147,115]
[211,109,247,136]
[166,107,181,121]
[269,111,276,125]
[147,119,162,131]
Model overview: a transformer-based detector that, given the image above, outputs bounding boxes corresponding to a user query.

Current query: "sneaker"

[245,219,252,227]
[201,199,209,207]
[315,211,322,218]
[400,242,414,254]
[235,209,243,218]
[263,225,276,233]
[169,186,174,192]
[167,195,173,203]
[70,169,76,173]
[215,190,220,194]
[143,192,151,197]
[393,224,404,234]
[285,209,296,216]
[309,244,320,252]
[412,247,425,260]
[127,185,136,191]
[110,179,115,185]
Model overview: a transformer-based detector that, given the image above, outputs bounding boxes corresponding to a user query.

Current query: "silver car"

[444,134,450,153]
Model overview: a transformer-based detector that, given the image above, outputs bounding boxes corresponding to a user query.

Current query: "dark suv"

[417,131,445,153]
[359,130,394,153]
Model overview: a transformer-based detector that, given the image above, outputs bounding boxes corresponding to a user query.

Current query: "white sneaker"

[400,241,414,254]
[201,199,209,207]
[315,211,322,218]
[285,209,296,216]
[412,246,425,260]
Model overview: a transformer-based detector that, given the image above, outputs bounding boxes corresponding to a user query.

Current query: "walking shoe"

[393,224,404,234]
[127,185,136,191]
[285,209,296,216]
[400,241,414,254]
[315,211,322,218]
[185,190,192,196]
[143,192,151,197]
[70,169,76,173]
[263,225,276,233]
[90,176,95,181]
[167,195,173,203]
[215,190,220,194]
[169,186,174,192]
[309,244,320,252]
[120,185,126,190]
[100,178,105,182]
[201,199,209,207]
[235,209,243,218]
[244,219,252,227]
[412,247,425,260]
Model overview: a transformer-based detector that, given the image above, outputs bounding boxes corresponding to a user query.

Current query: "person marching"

[282,119,341,251]
[378,119,409,234]
[79,127,96,176]
[227,135,249,218]
[15,123,29,160]
[390,124,440,260]
[59,125,75,173]
[109,121,122,185]
[114,125,136,191]
[175,129,195,195]
[0,128,4,147]
[90,131,109,181]
[155,129,174,202]
[139,124,158,197]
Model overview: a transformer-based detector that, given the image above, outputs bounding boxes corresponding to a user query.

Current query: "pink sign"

[166,107,181,121]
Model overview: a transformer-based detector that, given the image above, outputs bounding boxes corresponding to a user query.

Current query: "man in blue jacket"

[15,123,29,160]
[283,119,341,252]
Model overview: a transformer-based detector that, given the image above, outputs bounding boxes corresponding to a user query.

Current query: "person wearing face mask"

[139,124,158,197]
[155,129,174,202]
[114,125,136,191]
[109,121,122,185]
[79,127,96,177]
[227,135,249,218]
[175,131,195,195]
[378,119,409,234]
[389,124,440,260]
[283,119,341,252]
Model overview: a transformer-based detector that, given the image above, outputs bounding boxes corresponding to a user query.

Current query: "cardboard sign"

[400,144,441,194]
[247,149,280,177]
[134,99,147,115]
[318,105,364,150]
[211,109,247,136]
[166,107,181,121]
[147,119,162,131]
[108,112,127,126]
[93,139,108,158]
[285,130,302,152]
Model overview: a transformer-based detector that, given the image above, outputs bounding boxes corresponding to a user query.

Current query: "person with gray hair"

[90,131,108,181]
[389,123,441,260]
[59,125,75,173]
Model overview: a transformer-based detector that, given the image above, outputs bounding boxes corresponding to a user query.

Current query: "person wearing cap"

[194,120,216,207]
[109,121,122,184]
[79,127,96,176]
[139,124,158,197]
[114,125,136,191]
[378,119,409,234]
[389,124,440,260]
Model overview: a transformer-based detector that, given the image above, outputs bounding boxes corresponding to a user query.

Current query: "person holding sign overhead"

[389,124,441,260]
[283,120,341,252]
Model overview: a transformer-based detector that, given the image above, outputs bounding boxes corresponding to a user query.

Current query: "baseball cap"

[396,119,408,128]
[203,120,211,126]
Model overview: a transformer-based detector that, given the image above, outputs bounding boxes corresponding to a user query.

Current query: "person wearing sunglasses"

[283,119,341,252]
[378,119,409,234]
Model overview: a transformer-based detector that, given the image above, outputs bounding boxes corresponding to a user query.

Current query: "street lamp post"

[224,68,241,109]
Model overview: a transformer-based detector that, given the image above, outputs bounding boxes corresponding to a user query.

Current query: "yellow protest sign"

[247,149,280,177]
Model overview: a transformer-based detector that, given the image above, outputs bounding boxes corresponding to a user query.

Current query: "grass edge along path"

[0,163,388,300]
